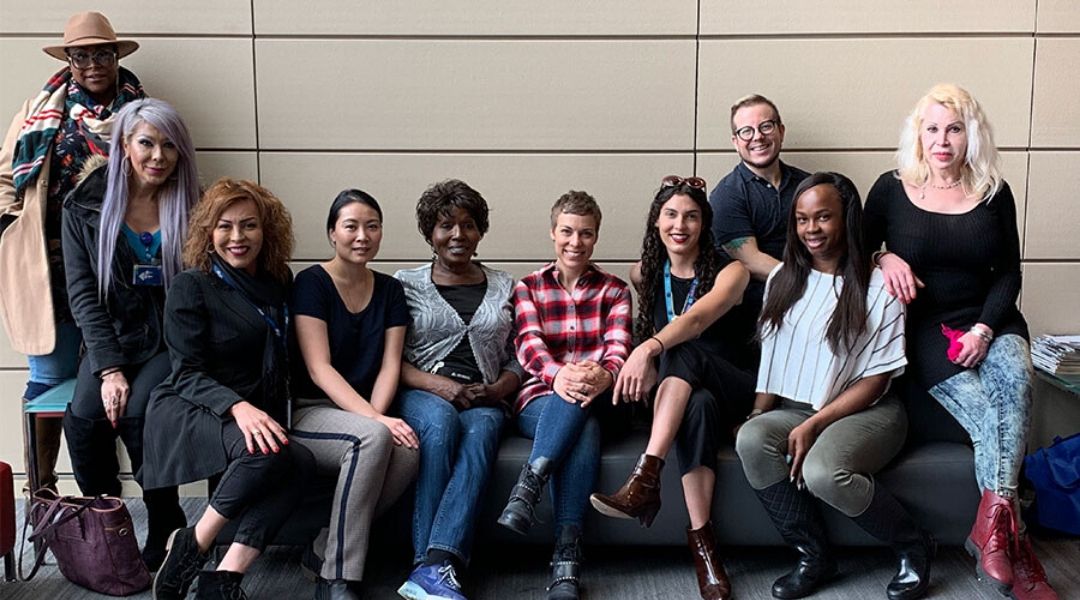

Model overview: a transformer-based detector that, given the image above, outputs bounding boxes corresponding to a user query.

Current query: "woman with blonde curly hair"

[143,178,315,600]
[864,84,1057,600]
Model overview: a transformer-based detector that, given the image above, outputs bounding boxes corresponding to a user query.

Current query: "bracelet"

[99,368,121,378]
[746,408,765,421]
[871,250,891,267]
[969,326,993,344]
[649,336,665,354]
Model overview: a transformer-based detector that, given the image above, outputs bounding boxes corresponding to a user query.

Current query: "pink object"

[941,324,965,361]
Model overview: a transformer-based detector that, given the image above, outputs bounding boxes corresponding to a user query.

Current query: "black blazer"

[62,166,166,374]
[142,268,289,489]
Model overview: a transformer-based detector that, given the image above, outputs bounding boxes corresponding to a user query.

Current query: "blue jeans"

[397,389,505,565]
[517,393,601,529]
[25,321,82,399]
[929,334,1032,498]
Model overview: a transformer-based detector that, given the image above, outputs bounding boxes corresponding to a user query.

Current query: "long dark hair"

[758,172,871,353]
[635,182,721,342]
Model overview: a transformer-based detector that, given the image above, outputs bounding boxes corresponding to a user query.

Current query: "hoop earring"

[121,157,131,176]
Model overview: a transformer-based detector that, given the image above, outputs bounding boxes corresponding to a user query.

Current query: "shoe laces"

[437,563,463,591]
[985,503,1017,556]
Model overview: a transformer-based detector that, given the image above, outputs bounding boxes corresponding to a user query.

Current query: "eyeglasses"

[661,175,706,190]
[733,120,779,142]
[66,49,117,70]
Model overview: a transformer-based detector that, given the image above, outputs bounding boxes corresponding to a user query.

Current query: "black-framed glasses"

[66,49,117,70]
[661,175,706,190]
[734,119,779,142]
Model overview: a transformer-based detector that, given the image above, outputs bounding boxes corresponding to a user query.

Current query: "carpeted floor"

[3,498,1078,599]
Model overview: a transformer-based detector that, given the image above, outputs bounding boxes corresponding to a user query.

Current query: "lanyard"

[663,260,698,323]
[211,263,289,341]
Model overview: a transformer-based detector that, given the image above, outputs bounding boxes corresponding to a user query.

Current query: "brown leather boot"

[22,416,62,493]
[687,521,731,600]
[965,489,1016,593]
[589,454,663,527]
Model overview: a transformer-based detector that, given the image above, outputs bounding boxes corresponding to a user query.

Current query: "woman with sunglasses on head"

[590,175,756,600]
[290,189,419,600]
[0,10,146,495]
[736,172,931,600]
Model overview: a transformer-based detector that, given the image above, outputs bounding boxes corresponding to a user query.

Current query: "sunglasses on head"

[661,175,706,190]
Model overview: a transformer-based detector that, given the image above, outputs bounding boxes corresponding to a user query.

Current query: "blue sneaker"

[397,562,467,600]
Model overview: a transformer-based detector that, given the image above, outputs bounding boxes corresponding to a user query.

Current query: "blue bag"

[1024,432,1080,535]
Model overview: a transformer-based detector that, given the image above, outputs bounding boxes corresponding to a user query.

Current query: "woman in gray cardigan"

[395,180,522,600]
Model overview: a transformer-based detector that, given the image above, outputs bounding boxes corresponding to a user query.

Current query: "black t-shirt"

[433,280,487,383]
[290,265,410,404]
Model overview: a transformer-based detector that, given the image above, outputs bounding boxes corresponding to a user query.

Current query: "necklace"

[919,179,961,200]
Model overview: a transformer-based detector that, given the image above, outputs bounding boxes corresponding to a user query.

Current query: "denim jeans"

[929,334,1032,498]
[25,320,82,399]
[517,393,602,529]
[397,389,505,565]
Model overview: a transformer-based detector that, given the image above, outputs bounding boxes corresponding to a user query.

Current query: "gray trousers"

[291,405,419,581]
[735,393,907,517]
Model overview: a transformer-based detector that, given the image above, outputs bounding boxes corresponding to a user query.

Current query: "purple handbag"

[19,489,151,596]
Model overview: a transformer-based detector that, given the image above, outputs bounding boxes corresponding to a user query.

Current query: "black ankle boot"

[195,570,247,599]
[153,526,209,600]
[548,525,582,600]
[143,486,186,572]
[497,458,551,535]
[851,484,935,600]
[753,481,837,599]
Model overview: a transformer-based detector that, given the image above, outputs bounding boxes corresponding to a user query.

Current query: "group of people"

[0,10,1059,600]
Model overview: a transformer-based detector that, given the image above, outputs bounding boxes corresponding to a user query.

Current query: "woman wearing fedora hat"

[0,11,145,495]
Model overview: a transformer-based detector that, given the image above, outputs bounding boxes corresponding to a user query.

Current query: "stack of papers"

[1031,334,1080,384]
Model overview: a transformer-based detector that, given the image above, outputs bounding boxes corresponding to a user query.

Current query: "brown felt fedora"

[42,11,139,61]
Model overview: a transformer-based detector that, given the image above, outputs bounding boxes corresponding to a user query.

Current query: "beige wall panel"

[261,152,693,261]
[696,151,1028,249]
[697,38,1033,150]
[1036,0,1080,33]
[124,39,256,149]
[0,1,251,34]
[1025,152,1080,259]
[0,39,64,128]
[1031,38,1080,148]
[1022,263,1080,335]
[701,1,1034,35]
[195,151,259,188]
[0,325,23,368]
[0,38,257,150]
[254,0,695,35]
[255,40,695,150]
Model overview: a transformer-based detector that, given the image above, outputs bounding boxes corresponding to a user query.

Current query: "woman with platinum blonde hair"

[60,98,198,571]
[864,84,1057,600]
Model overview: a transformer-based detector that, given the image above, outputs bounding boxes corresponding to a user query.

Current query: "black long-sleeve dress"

[863,171,1029,390]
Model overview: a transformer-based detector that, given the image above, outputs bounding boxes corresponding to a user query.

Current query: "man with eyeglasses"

[0,11,145,500]
[709,94,809,319]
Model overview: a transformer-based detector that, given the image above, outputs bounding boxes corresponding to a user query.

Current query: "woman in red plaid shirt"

[496,191,632,600]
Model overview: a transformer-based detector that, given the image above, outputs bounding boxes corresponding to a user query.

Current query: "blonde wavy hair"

[895,83,1003,201]
[183,178,295,282]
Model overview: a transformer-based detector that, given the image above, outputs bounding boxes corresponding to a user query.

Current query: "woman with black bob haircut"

[290,188,419,599]
[61,98,196,570]
[590,175,755,600]
[394,180,522,600]
[145,178,315,599]
[736,172,932,600]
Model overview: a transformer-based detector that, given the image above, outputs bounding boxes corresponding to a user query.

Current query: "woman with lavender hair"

[61,98,199,570]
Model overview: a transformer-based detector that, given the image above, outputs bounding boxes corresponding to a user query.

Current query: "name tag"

[132,264,163,287]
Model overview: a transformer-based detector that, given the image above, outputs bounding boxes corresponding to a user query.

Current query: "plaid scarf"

[11,66,144,192]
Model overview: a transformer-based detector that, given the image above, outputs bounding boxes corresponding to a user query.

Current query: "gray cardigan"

[394,263,524,384]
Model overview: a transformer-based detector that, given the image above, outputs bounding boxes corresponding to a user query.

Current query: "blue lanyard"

[211,263,289,341]
[663,260,698,323]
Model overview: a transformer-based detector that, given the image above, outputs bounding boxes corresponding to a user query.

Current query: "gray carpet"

[3,498,1078,599]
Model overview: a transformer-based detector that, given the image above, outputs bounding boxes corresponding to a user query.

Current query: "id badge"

[132,264,163,286]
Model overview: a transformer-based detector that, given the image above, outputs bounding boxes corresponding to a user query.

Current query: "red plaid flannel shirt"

[512,262,632,412]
